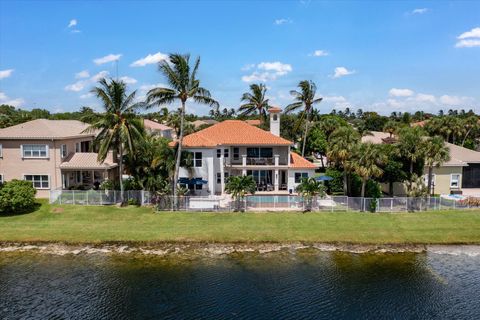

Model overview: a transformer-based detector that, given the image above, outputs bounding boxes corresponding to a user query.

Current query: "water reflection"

[0,250,479,319]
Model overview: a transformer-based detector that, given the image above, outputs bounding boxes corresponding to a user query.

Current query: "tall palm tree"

[146,53,219,205]
[84,78,145,200]
[327,126,360,195]
[225,175,257,212]
[239,83,271,123]
[396,126,425,175]
[383,120,398,138]
[285,80,323,156]
[352,143,386,198]
[461,116,479,147]
[424,136,450,195]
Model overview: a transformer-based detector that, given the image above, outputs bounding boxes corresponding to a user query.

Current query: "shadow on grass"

[0,202,43,217]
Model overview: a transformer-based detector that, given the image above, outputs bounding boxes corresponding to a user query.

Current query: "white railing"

[49,190,480,213]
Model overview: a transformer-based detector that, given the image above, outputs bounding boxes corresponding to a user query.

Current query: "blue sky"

[0,1,479,115]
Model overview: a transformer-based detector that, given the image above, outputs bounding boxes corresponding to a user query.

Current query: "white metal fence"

[49,190,480,213]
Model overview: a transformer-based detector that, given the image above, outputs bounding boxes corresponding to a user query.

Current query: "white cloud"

[411,8,428,14]
[93,54,122,65]
[455,27,480,48]
[0,69,14,79]
[75,70,90,79]
[310,50,329,57]
[130,52,168,67]
[241,62,292,83]
[65,70,109,92]
[439,95,474,106]
[68,19,77,28]
[0,91,25,107]
[412,93,436,103]
[241,64,255,71]
[458,27,480,39]
[80,92,93,99]
[332,67,355,78]
[322,95,349,109]
[274,18,292,25]
[119,76,137,84]
[389,88,414,97]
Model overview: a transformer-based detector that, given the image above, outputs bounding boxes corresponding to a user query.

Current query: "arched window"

[273,114,278,121]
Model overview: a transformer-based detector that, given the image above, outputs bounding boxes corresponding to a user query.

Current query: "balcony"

[227,154,288,167]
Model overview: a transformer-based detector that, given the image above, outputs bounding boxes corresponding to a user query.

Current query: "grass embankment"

[1,200,480,244]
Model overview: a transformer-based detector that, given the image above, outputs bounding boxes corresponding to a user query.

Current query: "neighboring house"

[191,119,218,129]
[173,108,316,196]
[0,119,117,197]
[362,131,480,195]
[143,119,174,139]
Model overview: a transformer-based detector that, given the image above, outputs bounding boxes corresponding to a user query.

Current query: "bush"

[0,180,37,214]
[324,168,344,194]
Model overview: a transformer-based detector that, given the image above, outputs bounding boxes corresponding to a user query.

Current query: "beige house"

[0,119,117,198]
[363,131,480,196]
[143,119,174,139]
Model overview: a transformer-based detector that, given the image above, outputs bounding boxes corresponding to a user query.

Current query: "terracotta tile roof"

[244,119,261,126]
[172,120,292,147]
[289,152,317,169]
[143,119,173,131]
[269,106,282,113]
[192,119,218,128]
[361,131,395,144]
[0,119,96,140]
[59,153,118,170]
[411,120,427,127]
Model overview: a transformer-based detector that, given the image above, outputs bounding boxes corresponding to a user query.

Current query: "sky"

[0,0,479,115]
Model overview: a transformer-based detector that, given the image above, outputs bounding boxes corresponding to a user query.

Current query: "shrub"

[324,168,344,194]
[0,180,36,214]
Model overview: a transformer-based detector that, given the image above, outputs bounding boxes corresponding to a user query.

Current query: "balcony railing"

[246,157,274,165]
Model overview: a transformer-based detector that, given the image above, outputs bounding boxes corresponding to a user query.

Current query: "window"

[450,174,460,188]
[217,172,221,183]
[24,175,49,189]
[22,144,48,158]
[195,177,203,190]
[294,172,308,183]
[60,144,68,158]
[247,147,273,158]
[194,152,202,167]
[75,143,80,153]
[0,174,3,184]
[0,144,3,157]
[76,171,81,183]
[224,148,229,158]
[233,147,239,160]
[273,114,278,121]
[217,149,221,158]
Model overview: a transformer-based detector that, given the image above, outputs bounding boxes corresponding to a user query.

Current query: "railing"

[49,190,480,213]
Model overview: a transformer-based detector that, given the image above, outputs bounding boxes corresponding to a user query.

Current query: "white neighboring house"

[172,107,317,196]
[143,119,174,139]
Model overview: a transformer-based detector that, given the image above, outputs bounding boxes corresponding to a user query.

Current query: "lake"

[1,248,479,319]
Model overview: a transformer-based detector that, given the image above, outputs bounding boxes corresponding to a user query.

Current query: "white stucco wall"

[287,169,316,193]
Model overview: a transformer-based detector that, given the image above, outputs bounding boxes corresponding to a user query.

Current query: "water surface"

[1,249,479,319]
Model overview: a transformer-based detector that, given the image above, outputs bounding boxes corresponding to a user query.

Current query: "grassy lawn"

[1,200,480,244]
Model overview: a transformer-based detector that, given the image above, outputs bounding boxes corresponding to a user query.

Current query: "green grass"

[1,200,480,244]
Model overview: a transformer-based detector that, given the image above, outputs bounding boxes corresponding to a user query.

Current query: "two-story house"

[174,108,317,196]
[0,119,117,197]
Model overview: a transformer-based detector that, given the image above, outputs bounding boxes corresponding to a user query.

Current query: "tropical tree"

[285,80,323,156]
[224,175,257,211]
[383,120,398,138]
[84,78,145,200]
[378,144,406,196]
[461,116,479,147]
[295,177,326,212]
[351,143,386,198]
[327,126,360,195]
[396,126,425,175]
[146,53,219,205]
[239,83,271,123]
[423,136,450,195]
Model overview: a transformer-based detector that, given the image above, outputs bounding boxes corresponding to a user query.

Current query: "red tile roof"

[143,119,173,131]
[269,106,282,113]
[289,152,317,169]
[244,119,261,126]
[171,120,292,147]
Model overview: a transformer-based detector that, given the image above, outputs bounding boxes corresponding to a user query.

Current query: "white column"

[220,154,225,194]
[274,169,279,191]
[242,154,247,176]
[274,154,279,166]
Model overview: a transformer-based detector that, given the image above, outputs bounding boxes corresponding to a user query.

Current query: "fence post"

[73,190,75,205]
[86,190,89,205]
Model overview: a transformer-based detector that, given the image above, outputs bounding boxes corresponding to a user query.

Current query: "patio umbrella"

[178,178,208,185]
[315,176,333,181]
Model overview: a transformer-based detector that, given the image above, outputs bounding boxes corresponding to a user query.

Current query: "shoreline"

[1,241,479,256]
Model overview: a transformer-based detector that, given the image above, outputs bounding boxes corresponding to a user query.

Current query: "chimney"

[269,106,282,136]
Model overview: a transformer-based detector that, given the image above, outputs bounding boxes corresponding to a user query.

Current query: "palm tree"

[352,143,386,198]
[84,78,145,201]
[295,177,326,212]
[383,120,398,138]
[146,53,219,205]
[225,175,257,211]
[239,83,271,123]
[423,136,450,195]
[327,126,360,195]
[285,80,323,157]
[396,126,425,175]
[461,116,479,147]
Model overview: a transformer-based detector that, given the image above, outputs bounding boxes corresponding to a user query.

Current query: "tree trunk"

[119,143,124,203]
[320,155,325,170]
[173,100,186,210]
[343,170,348,196]
[462,128,472,147]
[361,178,366,198]
[409,160,414,175]
[301,111,310,157]
[389,181,394,196]
[427,166,433,196]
